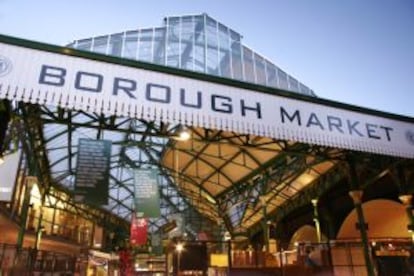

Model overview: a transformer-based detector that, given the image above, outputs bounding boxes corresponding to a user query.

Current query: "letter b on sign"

[39,65,66,86]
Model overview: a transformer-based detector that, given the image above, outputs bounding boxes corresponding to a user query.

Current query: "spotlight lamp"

[174,126,191,141]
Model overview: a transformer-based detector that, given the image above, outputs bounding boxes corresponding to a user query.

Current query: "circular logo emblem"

[0,55,12,77]
[406,130,414,146]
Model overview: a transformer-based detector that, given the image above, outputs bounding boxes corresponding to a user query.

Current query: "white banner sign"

[1,40,414,158]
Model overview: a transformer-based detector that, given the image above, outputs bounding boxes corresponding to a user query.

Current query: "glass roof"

[67,14,316,97]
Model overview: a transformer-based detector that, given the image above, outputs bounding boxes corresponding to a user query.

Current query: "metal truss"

[9,101,413,243]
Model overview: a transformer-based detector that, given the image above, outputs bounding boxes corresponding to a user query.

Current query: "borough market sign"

[0,34,413,158]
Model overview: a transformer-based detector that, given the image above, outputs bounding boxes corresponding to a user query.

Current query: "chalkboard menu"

[134,169,161,218]
[74,139,112,205]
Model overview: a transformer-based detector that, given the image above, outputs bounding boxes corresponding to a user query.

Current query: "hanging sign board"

[0,36,413,158]
[151,233,163,255]
[168,213,184,238]
[74,138,111,205]
[130,216,148,246]
[160,220,177,234]
[133,169,161,218]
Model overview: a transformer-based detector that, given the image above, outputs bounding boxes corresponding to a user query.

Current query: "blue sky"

[0,0,413,117]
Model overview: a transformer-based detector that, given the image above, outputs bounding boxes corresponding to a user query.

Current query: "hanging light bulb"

[178,127,190,141]
[173,126,191,141]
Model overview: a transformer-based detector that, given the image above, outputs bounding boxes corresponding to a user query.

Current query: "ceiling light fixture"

[173,126,191,141]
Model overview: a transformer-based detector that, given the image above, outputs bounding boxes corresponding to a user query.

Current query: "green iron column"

[16,176,36,250]
[33,181,48,251]
[348,190,375,276]
[348,158,375,276]
[311,199,322,243]
[34,204,44,251]
[260,196,269,253]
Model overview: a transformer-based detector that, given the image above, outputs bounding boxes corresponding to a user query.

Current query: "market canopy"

[1,34,413,237]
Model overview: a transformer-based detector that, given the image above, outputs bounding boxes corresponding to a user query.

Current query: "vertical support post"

[348,190,375,276]
[348,157,375,276]
[175,242,183,276]
[311,199,322,243]
[34,202,44,251]
[35,226,43,250]
[227,240,232,270]
[177,250,180,275]
[260,196,269,253]
[51,204,57,235]
[16,176,36,250]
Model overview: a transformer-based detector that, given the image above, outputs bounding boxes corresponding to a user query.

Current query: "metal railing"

[226,239,414,275]
[0,243,77,275]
